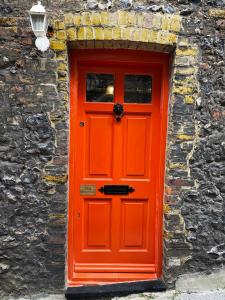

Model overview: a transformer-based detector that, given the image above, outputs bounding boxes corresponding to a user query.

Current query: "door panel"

[120,199,148,249]
[86,115,113,177]
[123,116,150,177]
[69,50,169,285]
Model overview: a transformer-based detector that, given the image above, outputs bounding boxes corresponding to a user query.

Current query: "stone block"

[82,12,91,25]
[176,134,194,141]
[173,86,195,95]
[112,27,121,40]
[170,15,182,32]
[184,95,195,104]
[209,9,225,18]
[176,48,198,56]
[0,17,17,26]
[56,31,66,40]
[143,14,153,29]
[77,27,85,40]
[118,10,127,25]
[148,30,158,43]
[66,28,76,41]
[136,13,144,27]
[140,28,149,42]
[174,67,196,75]
[50,40,66,51]
[54,21,65,30]
[73,14,82,26]
[101,11,109,25]
[104,28,112,40]
[91,13,101,26]
[94,27,104,40]
[152,14,162,30]
[64,13,74,26]
[86,27,94,40]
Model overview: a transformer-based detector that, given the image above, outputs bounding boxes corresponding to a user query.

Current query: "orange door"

[68,50,169,285]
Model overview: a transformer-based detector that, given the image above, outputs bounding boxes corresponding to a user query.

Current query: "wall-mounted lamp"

[29,1,50,52]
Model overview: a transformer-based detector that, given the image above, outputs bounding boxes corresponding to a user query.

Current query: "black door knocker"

[113,103,124,122]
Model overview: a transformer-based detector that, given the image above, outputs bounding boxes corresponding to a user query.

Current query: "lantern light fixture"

[29,1,50,52]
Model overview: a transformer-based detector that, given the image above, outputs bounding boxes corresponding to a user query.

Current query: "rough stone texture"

[0,0,225,298]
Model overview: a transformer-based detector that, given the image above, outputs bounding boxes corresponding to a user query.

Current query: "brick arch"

[50,11,181,52]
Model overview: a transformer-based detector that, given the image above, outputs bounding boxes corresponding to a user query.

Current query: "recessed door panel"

[83,199,112,250]
[120,199,148,249]
[86,115,113,177]
[123,116,150,178]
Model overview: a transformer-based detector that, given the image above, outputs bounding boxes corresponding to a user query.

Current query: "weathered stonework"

[0,0,225,298]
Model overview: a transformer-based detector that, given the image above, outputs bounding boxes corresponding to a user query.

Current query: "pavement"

[5,269,225,300]
[5,290,225,300]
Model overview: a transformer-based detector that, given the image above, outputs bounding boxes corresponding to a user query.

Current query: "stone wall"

[0,0,225,298]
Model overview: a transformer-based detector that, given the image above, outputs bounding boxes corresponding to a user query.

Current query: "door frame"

[68,49,170,286]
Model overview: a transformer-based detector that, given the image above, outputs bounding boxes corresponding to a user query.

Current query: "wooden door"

[68,50,169,286]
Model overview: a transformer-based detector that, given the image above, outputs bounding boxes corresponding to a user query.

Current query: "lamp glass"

[31,14,45,31]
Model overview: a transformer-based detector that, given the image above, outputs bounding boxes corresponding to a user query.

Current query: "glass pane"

[86,73,114,102]
[32,15,45,31]
[124,75,152,103]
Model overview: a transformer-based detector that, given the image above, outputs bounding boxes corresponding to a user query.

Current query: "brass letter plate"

[80,184,96,196]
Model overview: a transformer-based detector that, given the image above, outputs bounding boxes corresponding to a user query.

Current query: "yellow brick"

[118,10,127,25]
[176,48,198,56]
[209,9,225,18]
[127,12,135,26]
[167,33,177,44]
[77,27,85,40]
[65,13,74,25]
[56,53,67,61]
[157,31,169,45]
[86,27,94,40]
[184,95,194,104]
[54,21,65,30]
[176,134,194,141]
[108,12,118,26]
[82,12,91,25]
[50,40,66,51]
[161,15,171,31]
[56,30,66,40]
[170,15,181,32]
[112,27,121,40]
[101,11,109,25]
[94,27,104,40]
[66,28,76,41]
[91,13,101,26]
[169,162,187,170]
[121,27,131,40]
[104,28,112,40]
[178,38,190,47]
[148,30,158,43]
[175,67,196,75]
[136,13,144,27]
[57,62,68,71]
[140,28,149,42]
[73,14,82,26]
[43,175,68,184]
[164,203,171,214]
[0,17,17,26]
[153,14,162,30]
[173,86,194,94]
[131,28,140,42]
[49,213,66,219]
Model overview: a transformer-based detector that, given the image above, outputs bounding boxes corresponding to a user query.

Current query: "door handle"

[113,103,124,122]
